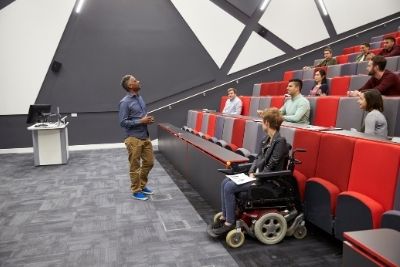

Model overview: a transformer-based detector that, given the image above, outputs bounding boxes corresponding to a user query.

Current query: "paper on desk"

[226,173,256,185]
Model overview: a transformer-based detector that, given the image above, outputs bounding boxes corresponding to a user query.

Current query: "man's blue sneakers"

[141,187,154,195]
[132,192,148,201]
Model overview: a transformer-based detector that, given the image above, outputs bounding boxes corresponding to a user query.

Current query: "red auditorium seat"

[292,128,322,186]
[270,96,285,108]
[330,76,351,96]
[227,118,246,151]
[342,47,354,55]
[384,32,400,39]
[194,111,203,133]
[277,81,288,95]
[239,96,251,116]
[260,82,280,96]
[204,113,217,140]
[335,54,349,64]
[313,97,340,127]
[304,134,355,234]
[370,48,383,55]
[334,140,400,240]
[396,37,400,46]
[283,71,294,81]
[219,96,228,112]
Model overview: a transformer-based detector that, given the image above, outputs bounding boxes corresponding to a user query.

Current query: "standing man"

[119,74,154,201]
[280,79,310,124]
[222,88,243,115]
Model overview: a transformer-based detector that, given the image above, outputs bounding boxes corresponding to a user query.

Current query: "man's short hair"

[288,79,303,92]
[362,42,371,48]
[371,55,387,71]
[262,107,284,131]
[323,47,333,54]
[227,88,237,94]
[384,36,396,43]
[121,75,132,92]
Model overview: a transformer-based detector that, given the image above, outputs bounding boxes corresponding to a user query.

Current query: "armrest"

[232,162,253,173]
[254,170,292,180]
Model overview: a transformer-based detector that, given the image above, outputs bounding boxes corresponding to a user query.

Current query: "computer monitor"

[26,104,51,124]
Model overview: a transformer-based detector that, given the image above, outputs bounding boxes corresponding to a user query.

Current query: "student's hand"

[347,90,360,97]
[256,109,263,117]
[140,115,154,124]
[303,66,312,70]
[249,173,255,178]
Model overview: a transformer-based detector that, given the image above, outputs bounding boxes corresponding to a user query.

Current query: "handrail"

[148,16,400,114]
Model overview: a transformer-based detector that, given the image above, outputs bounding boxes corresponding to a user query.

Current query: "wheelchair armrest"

[231,162,253,173]
[217,168,234,175]
[254,170,292,180]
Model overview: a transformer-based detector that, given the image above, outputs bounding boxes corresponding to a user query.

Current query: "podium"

[27,122,69,166]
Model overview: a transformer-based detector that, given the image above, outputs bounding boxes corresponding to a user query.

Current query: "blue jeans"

[220,178,254,224]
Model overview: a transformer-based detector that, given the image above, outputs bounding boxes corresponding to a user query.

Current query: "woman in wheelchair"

[211,108,290,236]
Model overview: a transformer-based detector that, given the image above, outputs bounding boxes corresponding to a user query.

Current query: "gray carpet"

[0,148,238,267]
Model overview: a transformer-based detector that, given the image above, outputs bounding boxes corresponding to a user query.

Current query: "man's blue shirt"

[118,92,149,139]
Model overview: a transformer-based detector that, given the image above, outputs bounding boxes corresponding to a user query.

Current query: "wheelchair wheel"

[254,212,287,245]
[293,225,307,239]
[226,229,245,248]
[213,212,223,223]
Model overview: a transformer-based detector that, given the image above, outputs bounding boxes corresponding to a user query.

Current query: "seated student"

[280,79,311,124]
[355,43,375,62]
[348,56,400,96]
[378,36,400,57]
[211,108,289,235]
[304,47,337,69]
[309,69,329,96]
[358,89,388,138]
[222,88,243,115]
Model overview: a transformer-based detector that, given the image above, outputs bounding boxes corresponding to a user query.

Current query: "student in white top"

[358,89,388,138]
[222,88,243,115]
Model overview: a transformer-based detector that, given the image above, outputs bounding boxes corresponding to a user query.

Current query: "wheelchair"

[207,147,307,248]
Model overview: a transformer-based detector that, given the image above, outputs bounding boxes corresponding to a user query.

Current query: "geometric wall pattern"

[324,0,400,34]
[0,0,75,115]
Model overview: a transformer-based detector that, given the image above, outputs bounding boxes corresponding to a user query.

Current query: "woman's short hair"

[262,107,284,131]
[363,89,384,112]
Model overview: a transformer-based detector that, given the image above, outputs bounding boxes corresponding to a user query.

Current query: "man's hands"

[347,90,361,97]
[140,115,155,124]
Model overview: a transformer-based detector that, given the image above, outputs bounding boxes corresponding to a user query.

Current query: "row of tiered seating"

[183,109,400,238]
[217,95,400,136]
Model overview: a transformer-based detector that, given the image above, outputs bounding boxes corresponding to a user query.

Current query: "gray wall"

[0,0,399,149]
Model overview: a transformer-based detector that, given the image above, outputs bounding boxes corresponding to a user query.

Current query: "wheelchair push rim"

[254,212,287,245]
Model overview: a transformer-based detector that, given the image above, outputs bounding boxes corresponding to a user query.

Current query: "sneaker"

[212,223,235,236]
[132,192,148,201]
[141,187,154,195]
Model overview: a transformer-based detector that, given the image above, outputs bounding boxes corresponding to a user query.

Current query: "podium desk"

[27,123,69,166]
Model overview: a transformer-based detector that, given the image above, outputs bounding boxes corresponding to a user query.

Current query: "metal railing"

[149,16,400,114]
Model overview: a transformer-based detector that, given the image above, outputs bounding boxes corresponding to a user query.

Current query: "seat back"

[252,84,261,96]
[206,114,217,137]
[215,115,225,139]
[313,97,340,127]
[356,61,369,75]
[302,80,315,95]
[242,120,264,154]
[348,75,370,91]
[293,70,304,80]
[326,65,342,78]
[231,118,246,148]
[249,97,261,117]
[342,47,354,55]
[292,129,322,178]
[201,113,210,133]
[283,71,294,81]
[382,97,400,137]
[259,97,272,111]
[303,68,314,80]
[220,96,228,112]
[371,35,383,43]
[280,126,296,146]
[307,97,317,125]
[347,53,359,63]
[330,76,351,96]
[270,96,285,108]
[187,110,197,129]
[260,82,279,96]
[315,134,355,192]
[348,140,400,211]
[239,96,251,116]
[221,117,235,143]
[336,97,364,131]
[386,56,400,71]
[341,62,358,76]
[277,81,288,95]
[195,112,203,132]
[336,54,349,64]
